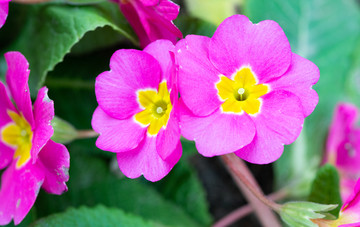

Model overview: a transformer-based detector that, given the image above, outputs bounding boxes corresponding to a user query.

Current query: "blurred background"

[0,0,359,226]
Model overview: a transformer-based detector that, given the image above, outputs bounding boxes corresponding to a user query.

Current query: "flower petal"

[144,39,176,85]
[176,35,222,116]
[269,53,319,117]
[156,108,180,160]
[117,136,181,182]
[235,91,304,164]
[92,107,146,152]
[31,87,54,160]
[336,129,360,173]
[0,1,10,29]
[95,49,161,120]
[5,51,34,127]
[209,15,291,82]
[327,103,358,154]
[0,161,44,225]
[179,99,255,157]
[37,140,69,195]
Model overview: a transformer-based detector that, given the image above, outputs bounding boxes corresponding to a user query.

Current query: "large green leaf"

[35,145,203,227]
[245,0,360,194]
[308,164,342,217]
[31,206,158,227]
[0,1,136,93]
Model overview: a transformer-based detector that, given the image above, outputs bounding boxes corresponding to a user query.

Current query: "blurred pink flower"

[92,40,181,182]
[176,15,319,164]
[324,103,360,201]
[117,0,182,48]
[0,52,70,225]
[0,0,11,28]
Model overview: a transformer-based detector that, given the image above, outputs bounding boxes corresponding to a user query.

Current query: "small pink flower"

[324,103,360,200]
[92,40,182,182]
[313,178,360,227]
[118,0,182,48]
[0,0,11,28]
[0,52,70,225]
[176,15,319,164]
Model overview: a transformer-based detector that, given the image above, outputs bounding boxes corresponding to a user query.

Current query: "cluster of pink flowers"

[0,52,70,225]
[92,13,320,181]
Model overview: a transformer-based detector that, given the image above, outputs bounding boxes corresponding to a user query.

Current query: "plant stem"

[213,188,288,227]
[221,153,282,227]
[76,130,99,139]
[12,0,50,3]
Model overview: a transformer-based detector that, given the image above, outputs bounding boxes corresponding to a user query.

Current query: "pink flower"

[118,0,182,48]
[0,0,11,29]
[0,52,70,225]
[176,15,319,164]
[313,178,360,227]
[324,103,360,200]
[92,40,182,182]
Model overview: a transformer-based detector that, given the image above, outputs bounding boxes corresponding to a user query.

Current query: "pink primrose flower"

[92,40,182,182]
[176,15,319,164]
[324,103,360,201]
[0,0,11,29]
[313,178,360,227]
[0,52,70,225]
[118,0,182,48]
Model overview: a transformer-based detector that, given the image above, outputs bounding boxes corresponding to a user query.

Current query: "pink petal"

[209,15,291,82]
[0,82,16,169]
[92,107,146,152]
[120,2,151,47]
[235,91,304,164]
[144,39,176,85]
[176,35,222,116]
[0,1,10,29]
[95,49,161,120]
[154,0,180,21]
[269,53,319,117]
[37,140,69,195]
[0,143,13,170]
[0,161,44,225]
[327,103,358,155]
[120,0,182,48]
[31,87,54,160]
[117,136,181,182]
[4,51,34,127]
[179,100,255,157]
[156,109,180,160]
[138,0,159,7]
[342,178,360,214]
[336,130,360,173]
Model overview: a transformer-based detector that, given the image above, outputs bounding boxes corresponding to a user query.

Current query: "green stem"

[76,130,99,139]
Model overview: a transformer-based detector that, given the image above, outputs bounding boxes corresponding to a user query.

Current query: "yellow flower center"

[1,110,33,169]
[215,67,269,115]
[134,82,173,136]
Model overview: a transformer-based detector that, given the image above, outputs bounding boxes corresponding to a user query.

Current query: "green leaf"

[0,2,136,93]
[245,0,360,195]
[308,164,342,217]
[280,202,338,227]
[184,0,243,25]
[152,142,213,226]
[35,141,203,227]
[31,206,158,227]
